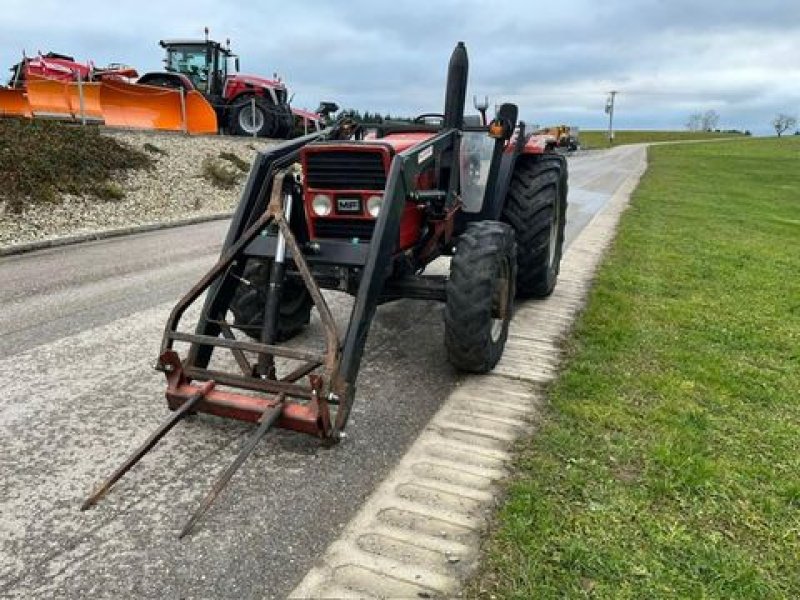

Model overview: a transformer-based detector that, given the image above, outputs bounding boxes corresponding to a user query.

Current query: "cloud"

[1,0,798,132]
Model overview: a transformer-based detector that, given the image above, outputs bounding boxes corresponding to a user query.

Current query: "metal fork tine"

[81,381,214,511]
[178,395,285,538]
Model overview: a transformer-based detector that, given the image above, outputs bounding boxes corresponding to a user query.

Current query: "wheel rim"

[239,104,264,134]
[490,258,511,343]
[548,196,561,269]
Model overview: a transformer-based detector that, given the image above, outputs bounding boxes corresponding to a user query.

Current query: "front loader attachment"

[81,135,343,536]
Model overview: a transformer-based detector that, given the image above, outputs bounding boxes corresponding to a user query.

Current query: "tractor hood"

[376,131,436,154]
[228,73,285,91]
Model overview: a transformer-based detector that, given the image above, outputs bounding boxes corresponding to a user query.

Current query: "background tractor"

[83,42,569,536]
[138,31,294,138]
[538,124,580,151]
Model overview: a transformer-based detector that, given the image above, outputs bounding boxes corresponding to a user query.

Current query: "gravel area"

[0,131,277,247]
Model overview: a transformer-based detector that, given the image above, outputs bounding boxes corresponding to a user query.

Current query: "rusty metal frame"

[82,164,341,533]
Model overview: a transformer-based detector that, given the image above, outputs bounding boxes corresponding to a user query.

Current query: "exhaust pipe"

[443,41,468,130]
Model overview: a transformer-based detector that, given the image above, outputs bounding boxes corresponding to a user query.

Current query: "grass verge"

[580,130,747,149]
[0,118,152,213]
[469,137,800,599]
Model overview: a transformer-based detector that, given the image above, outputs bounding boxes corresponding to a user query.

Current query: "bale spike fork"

[81,163,345,535]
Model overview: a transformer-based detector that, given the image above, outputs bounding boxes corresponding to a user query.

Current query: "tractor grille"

[305,151,387,190]
[314,218,375,240]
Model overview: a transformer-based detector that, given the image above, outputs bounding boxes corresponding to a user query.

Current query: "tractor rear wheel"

[229,96,277,137]
[230,260,312,341]
[502,154,567,297]
[445,221,517,373]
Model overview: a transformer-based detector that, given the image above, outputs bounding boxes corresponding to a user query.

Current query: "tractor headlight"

[312,194,332,216]
[366,195,383,218]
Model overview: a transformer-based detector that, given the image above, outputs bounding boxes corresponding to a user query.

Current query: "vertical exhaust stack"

[443,42,468,130]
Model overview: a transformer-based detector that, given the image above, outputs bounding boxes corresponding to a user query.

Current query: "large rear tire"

[502,154,567,297]
[229,96,277,137]
[230,260,312,341]
[445,221,517,373]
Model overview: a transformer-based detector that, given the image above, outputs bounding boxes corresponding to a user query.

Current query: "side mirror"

[488,103,518,141]
[235,58,240,72]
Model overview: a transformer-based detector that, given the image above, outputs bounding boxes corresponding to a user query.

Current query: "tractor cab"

[160,38,238,97]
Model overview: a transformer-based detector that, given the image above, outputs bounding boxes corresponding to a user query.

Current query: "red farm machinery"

[81,42,569,536]
[138,31,296,137]
[1,32,325,137]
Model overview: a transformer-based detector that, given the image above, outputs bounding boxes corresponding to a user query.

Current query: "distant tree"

[341,108,362,120]
[772,113,797,137]
[686,112,703,131]
[701,110,720,132]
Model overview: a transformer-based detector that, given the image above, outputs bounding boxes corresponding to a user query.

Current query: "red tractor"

[83,42,568,536]
[138,32,294,137]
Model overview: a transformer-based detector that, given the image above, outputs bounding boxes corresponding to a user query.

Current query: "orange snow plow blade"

[25,77,103,122]
[0,88,30,117]
[26,78,73,118]
[99,80,217,134]
[67,81,104,122]
[184,90,218,134]
[1,79,217,134]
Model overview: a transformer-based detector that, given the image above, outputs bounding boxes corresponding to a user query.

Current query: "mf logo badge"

[337,197,362,214]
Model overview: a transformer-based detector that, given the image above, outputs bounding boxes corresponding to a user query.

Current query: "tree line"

[687,109,799,137]
[339,109,413,123]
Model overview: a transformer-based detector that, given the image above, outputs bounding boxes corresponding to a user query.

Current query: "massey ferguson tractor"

[82,42,568,537]
[138,32,294,137]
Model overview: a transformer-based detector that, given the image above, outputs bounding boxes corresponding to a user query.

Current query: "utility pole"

[605,90,617,144]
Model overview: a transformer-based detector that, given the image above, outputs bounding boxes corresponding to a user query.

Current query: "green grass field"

[469,137,800,599]
[579,130,746,149]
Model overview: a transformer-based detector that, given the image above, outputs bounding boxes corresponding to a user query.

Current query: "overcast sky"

[2,0,798,133]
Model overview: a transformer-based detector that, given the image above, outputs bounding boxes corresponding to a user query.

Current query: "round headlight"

[366,195,383,218]
[312,194,332,216]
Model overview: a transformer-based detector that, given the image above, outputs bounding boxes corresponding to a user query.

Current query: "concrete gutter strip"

[0,212,232,257]
[290,149,648,598]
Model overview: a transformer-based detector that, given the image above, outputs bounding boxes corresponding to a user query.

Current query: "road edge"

[289,147,649,598]
[0,212,233,258]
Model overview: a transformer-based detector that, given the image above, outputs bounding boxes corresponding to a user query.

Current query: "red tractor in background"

[138,32,294,137]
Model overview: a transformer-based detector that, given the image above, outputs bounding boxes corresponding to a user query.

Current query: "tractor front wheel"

[502,154,568,297]
[445,221,517,373]
[230,260,313,342]
[229,97,277,137]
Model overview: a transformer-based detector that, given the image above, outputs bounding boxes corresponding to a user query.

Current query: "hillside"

[0,119,272,248]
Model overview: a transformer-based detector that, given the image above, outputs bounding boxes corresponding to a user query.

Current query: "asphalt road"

[0,144,645,599]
